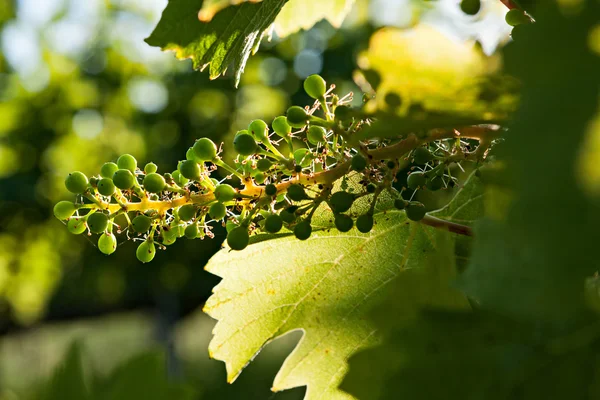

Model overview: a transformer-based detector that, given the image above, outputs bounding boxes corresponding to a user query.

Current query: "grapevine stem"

[420,215,473,236]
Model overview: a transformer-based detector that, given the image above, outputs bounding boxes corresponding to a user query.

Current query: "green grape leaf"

[145,0,287,85]
[203,173,483,399]
[43,342,90,400]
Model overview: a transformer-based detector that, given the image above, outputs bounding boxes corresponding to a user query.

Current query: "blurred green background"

[0,0,510,398]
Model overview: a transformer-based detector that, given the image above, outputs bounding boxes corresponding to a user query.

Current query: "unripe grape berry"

[248,119,269,143]
[413,147,432,165]
[263,214,283,233]
[304,74,326,99]
[233,131,257,156]
[186,148,197,161]
[407,171,426,190]
[293,148,312,167]
[394,198,407,210]
[306,126,326,145]
[356,214,374,233]
[193,138,218,161]
[144,162,158,174]
[209,202,227,220]
[98,233,117,255]
[136,240,156,263]
[265,184,277,197]
[54,201,77,220]
[460,0,480,15]
[406,201,426,221]
[97,178,115,196]
[185,223,199,239]
[334,214,353,233]
[225,221,237,233]
[366,183,376,193]
[113,169,135,190]
[179,160,201,180]
[294,220,312,240]
[426,176,443,191]
[100,162,118,179]
[89,177,98,187]
[257,158,273,172]
[294,165,303,173]
[143,173,166,193]
[287,184,308,201]
[329,191,355,213]
[117,154,137,172]
[178,205,197,221]
[286,106,309,128]
[65,171,89,194]
[351,154,367,171]
[505,9,530,26]
[87,212,109,234]
[161,227,178,246]
[67,217,87,235]
[254,172,266,185]
[279,209,296,223]
[386,160,396,169]
[172,170,188,187]
[214,184,236,202]
[334,105,352,122]
[227,226,250,251]
[132,215,152,233]
[272,116,291,138]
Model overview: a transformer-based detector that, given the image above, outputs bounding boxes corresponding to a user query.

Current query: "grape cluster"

[54,75,487,262]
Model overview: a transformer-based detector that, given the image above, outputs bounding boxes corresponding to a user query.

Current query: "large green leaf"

[203,173,484,398]
[43,342,90,400]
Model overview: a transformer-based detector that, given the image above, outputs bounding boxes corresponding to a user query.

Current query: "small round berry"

[294,220,312,240]
[186,148,198,161]
[100,162,118,179]
[193,138,218,161]
[257,158,273,172]
[286,106,309,128]
[294,165,303,173]
[89,177,98,187]
[386,160,396,169]
[356,214,374,233]
[132,215,152,233]
[329,191,355,213]
[233,131,257,156]
[307,126,326,145]
[179,160,201,180]
[406,202,426,221]
[178,205,197,222]
[304,74,326,99]
[97,178,115,196]
[185,223,199,239]
[265,183,277,197]
[98,233,117,255]
[67,217,87,235]
[54,201,77,220]
[287,184,307,201]
[264,214,283,233]
[254,172,266,185]
[87,212,109,234]
[143,173,166,193]
[279,208,296,223]
[65,171,89,194]
[413,147,432,165]
[460,0,480,15]
[384,93,402,109]
[172,170,188,187]
[426,176,443,191]
[505,9,529,26]
[248,119,269,143]
[366,183,376,193]
[334,105,352,122]
[209,202,227,220]
[293,148,312,167]
[351,154,367,171]
[225,220,237,233]
[144,162,158,174]
[334,214,353,233]
[112,169,135,190]
[407,172,426,190]
[136,240,156,263]
[161,227,178,246]
[227,226,250,251]
[272,116,292,138]
[214,184,236,202]
[394,198,407,210]
[117,154,137,172]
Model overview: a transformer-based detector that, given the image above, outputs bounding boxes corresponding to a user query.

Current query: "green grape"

[143,173,166,193]
[225,220,237,233]
[329,191,355,213]
[286,106,309,128]
[185,223,199,239]
[117,154,137,172]
[227,226,249,251]
[394,198,407,210]
[272,116,291,138]
[293,148,312,167]
[100,162,119,179]
[505,9,530,26]
[214,184,236,202]
[303,74,326,99]
[406,201,426,221]
[356,214,374,233]
[144,162,158,174]
[248,119,269,143]
[351,154,367,171]
[193,138,218,161]
[209,202,227,220]
[186,148,198,161]
[265,183,277,196]
[136,240,156,263]
[171,221,185,238]
[460,0,480,15]
[257,158,273,172]
[264,214,283,233]
[87,212,109,234]
[407,171,426,190]
[287,184,307,201]
[98,233,117,255]
[89,177,98,187]
[54,201,77,220]
[132,215,152,233]
[179,160,201,180]
[178,204,197,221]
[413,147,432,165]
[334,105,352,122]
[254,172,266,185]
[279,208,296,223]
[161,227,178,245]
[65,171,89,194]
[306,126,326,145]
[426,176,443,191]
[233,131,257,156]
[366,183,376,193]
[172,170,188,187]
[97,178,115,196]
[67,217,87,235]
[294,220,312,240]
[334,213,353,233]
[384,93,402,109]
[112,169,135,190]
